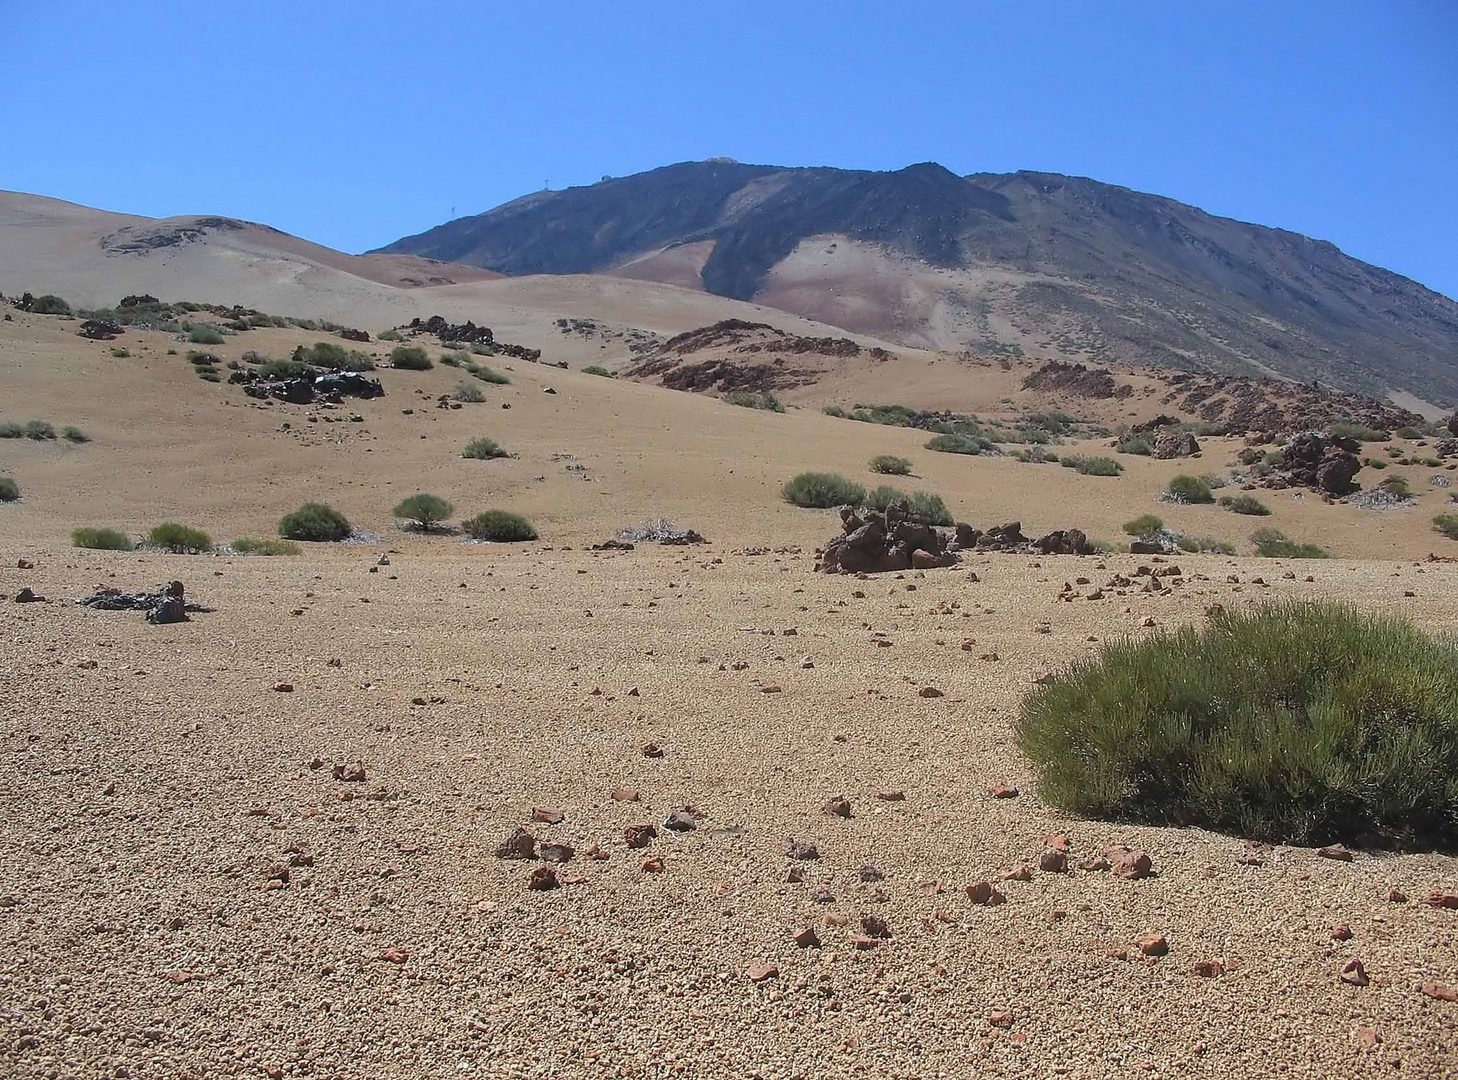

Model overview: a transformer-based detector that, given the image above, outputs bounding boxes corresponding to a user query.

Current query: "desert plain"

[2,297,1457,1080]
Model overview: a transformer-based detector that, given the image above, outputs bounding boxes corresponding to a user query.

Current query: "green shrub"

[187,351,218,366]
[1060,455,1123,476]
[906,490,953,526]
[466,362,509,384]
[1176,536,1238,555]
[582,365,615,378]
[230,537,302,556]
[1219,494,1270,516]
[1251,527,1328,559]
[822,406,848,419]
[1380,476,1412,499]
[255,358,314,380]
[1114,434,1154,456]
[1166,474,1214,503]
[1329,422,1389,443]
[1122,514,1164,537]
[110,347,130,358]
[463,437,509,460]
[723,389,785,412]
[1017,603,1458,849]
[463,510,538,542]
[0,422,23,438]
[196,369,221,382]
[187,326,225,345]
[24,420,56,441]
[72,527,132,550]
[390,345,433,370]
[148,522,213,553]
[378,329,402,342]
[61,426,90,444]
[869,455,912,476]
[392,493,454,531]
[453,381,485,403]
[1014,446,1059,464]
[865,484,908,512]
[440,350,467,367]
[1433,513,1458,541]
[29,294,72,315]
[782,472,866,509]
[294,342,374,371]
[924,433,985,455]
[278,502,351,542]
[0,477,18,502]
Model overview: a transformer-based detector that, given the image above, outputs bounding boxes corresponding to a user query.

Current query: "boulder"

[1034,529,1094,556]
[820,500,957,574]
[1153,431,1200,459]
[1448,412,1458,437]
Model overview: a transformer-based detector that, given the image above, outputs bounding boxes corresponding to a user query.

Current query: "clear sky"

[7,2,1456,298]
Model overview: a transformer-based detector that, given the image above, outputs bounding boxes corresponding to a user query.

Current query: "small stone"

[538,843,575,863]
[532,807,566,824]
[662,810,696,832]
[1339,959,1368,986]
[642,743,665,758]
[786,866,804,883]
[786,839,820,861]
[858,864,885,883]
[495,828,537,860]
[272,682,294,693]
[875,790,905,801]
[1140,617,1156,627]
[1000,865,1033,882]
[1317,844,1353,862]
[1331,923,1353,941]
[1192,960,1224,978]
[792,926,821,948]
[1137,933,1168,957]
[987,1009,1014,1029]
[1387,888,1408,903]
[624,824,657,849]
[585,844,609,861]
[860,913,891,938]
[990,784,1018,799]
[1420,982,1458,1002]
[1112,850,1154,879]
[641,857,665,873]
[1357,1028,1382,1048]
[746,964,778,982]
[823,796,852,818]
[611,786,640,802]
[849,934,881,950]
[918,686,944,698]
[378,948,409,964]
[627,686,640,697]
[1039,849,1068,873]
[760,684,783,694]
[1424,891,1458,909]
[528,865,558,890]
[332,762,367,783]
[811,888,835,904]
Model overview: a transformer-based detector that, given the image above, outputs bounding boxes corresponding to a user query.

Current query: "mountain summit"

[376,161,1458,405]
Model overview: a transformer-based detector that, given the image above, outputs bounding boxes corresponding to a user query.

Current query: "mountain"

[376,161,1458,407]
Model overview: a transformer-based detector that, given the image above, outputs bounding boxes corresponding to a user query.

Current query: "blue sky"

[7,2,1456,298]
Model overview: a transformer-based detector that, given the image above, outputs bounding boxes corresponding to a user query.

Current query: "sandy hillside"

[1,309,1457,1078]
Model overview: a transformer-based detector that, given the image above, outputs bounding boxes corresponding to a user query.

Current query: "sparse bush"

[1251,527,1328,559]
[1176,536,1238,555]
[71,527,132,550]
[906,490,953,526]
[1433,513,1458,541]
[866,485,908,512]
[0,422,22,438]
[187,351,218,366]
[463,437,509,460]
[378,329,402,341]
[1380,476,1412,499]
[1330,422,1389,443]
[1219,494,1270,516]
[440,350,467,368]
[1115,434,1154,456]
[723,389,786,412]
[389,345,433,370]
[187,326,225,345]
[29,294,72,315]
[24,420,56,441]
[1166,474,1215,503]
[255,358,313,380]
[393,493,454,532]
[869,455,912,476]
[822,406,848,419]
[230,537,302,556]
[782,472,866,509]
[1059,455,1123,476]
[148,522,213,553]
[1123,514,1164,538]
[925,433,985,455]
[1014,446,1059,464]
[582,364,615,377]
[1017,603,1458,849]
[110,347,130,358]
[278,502,351,542]
[0,477,18,502]
[196,369,221,382]
[463,510,538,542]
[466,362,509,384]
[453,381,486,403]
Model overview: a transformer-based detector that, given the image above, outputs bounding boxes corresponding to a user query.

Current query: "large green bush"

[1018,603,1458,849]
[1219,494,1271,516]
[782,472,865,509]
[463,437,509,460]
[463,510,537,542]
[905,491,953,526]
[393,493,454,531]
[869,455,912,476]
[1251,527,1328,559]
[1122,514,1164,537]
[1166,474,1215,503]
[0,477,19,502]
[866,484,908,512]
[278,502,352,542]
[29,294,72,315]
[924,433,984,455]
[148,522,213,553]
[72,527,132,550]
[390,345,433,370]
[187,325,225,345]
[24,420,57,441]
[723,389,785,412]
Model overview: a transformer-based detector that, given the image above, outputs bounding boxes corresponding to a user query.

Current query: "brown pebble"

[531,807,566,824]
[1137,933,1168,957]
[822,796,852,818]
[495,828,536,860]
[746,964,778,982]
[987,1009,1014,1029]
[1000,865,1033,882]
[1331,924,1353,941]
[1357,1028,1382,1047]
[792,926,820,948]
[1421,983,1458,1002]
[1387,888,1408,903]
[528,865,558,890]
[875,790,905,802]
[1112,850,1154,879]
[1039,849,1068,873]
[611,786,640,802]
[1424,891,1458,909]
[1192,960,1225,978]
[1339,959,1369,986]
[965,882,1006,906]
[332,762,367,783]
[539,843,575,863]
[378,948,409,964]
[990,784,1018,799]
[272,682,294,693]
[1316,844,1353,862]
[642,743,665,758]
[918,686,944,698]
[641,857,665,873]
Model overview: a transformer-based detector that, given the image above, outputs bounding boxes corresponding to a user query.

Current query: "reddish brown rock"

[1078,856,1112,872]
[531,807,566,824]
[1387,888,1408,903]
[1424,891,1458,909]
[1039,849,1068,873]
[1357,1028,1382,1048]
[332,761,367,782]
[641,857,665,873]
[918,686,944,698]
[1192,960,1225,978]
[496,828,537,860]
[611,786,640,802]
[746,964,778,982]
[965,882,1006,906]
[538,843,575,864]
[792,926,821,948]
[1112,850,1154,879]
[1000,865,1033,882]
[1137,933,1168,957]
[624,824,657,849]
[987,1009,1015,1029]
[990,784,1018,799]
[1316,844,1353,862]
[1421,983,1458,1002]
[1340,959,1369,986]
[1331,924,1353,941]
[379,948,409,964]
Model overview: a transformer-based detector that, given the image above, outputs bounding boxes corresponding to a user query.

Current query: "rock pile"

[1152,431,1200,458]
[78,580,204,623]
[1258,433,1361,495]
[818,504,1093,573]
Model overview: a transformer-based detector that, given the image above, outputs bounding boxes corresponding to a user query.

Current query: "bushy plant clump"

[463,510,537,542]
[72,527,132,550]
[905,490,953,526]
[389,345,433,370]
[924,433,985,455]
[0,477,19,502]
[1219,494,1271,516]
[1176,536,1237,555]
[187,326,225,345]
[1166,474,1215,503]
[462,437,509,460]
[453,381,486,403]
[465,360,509,384]
[582,365,615,377]
[23,420,56,441]
[869,455,912,475]
[29,294,72,315]
[865,484,908,512]
[148,522,213,553]
[1017,603,1458,849]
[1059,455,1123,476]
[392,493,454,532]
[1251,527,1328,559]
[1434,513,1458,541]
[1122,514,1164,537]
[278,502,351,542]
[230,537,302,556]
[782,472,865,508]
[723,390,786,412]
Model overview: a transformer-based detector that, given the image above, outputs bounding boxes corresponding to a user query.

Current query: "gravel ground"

[2,546,1456,1079]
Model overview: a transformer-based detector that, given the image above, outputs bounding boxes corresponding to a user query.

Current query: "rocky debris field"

[2,546,1457,1079]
